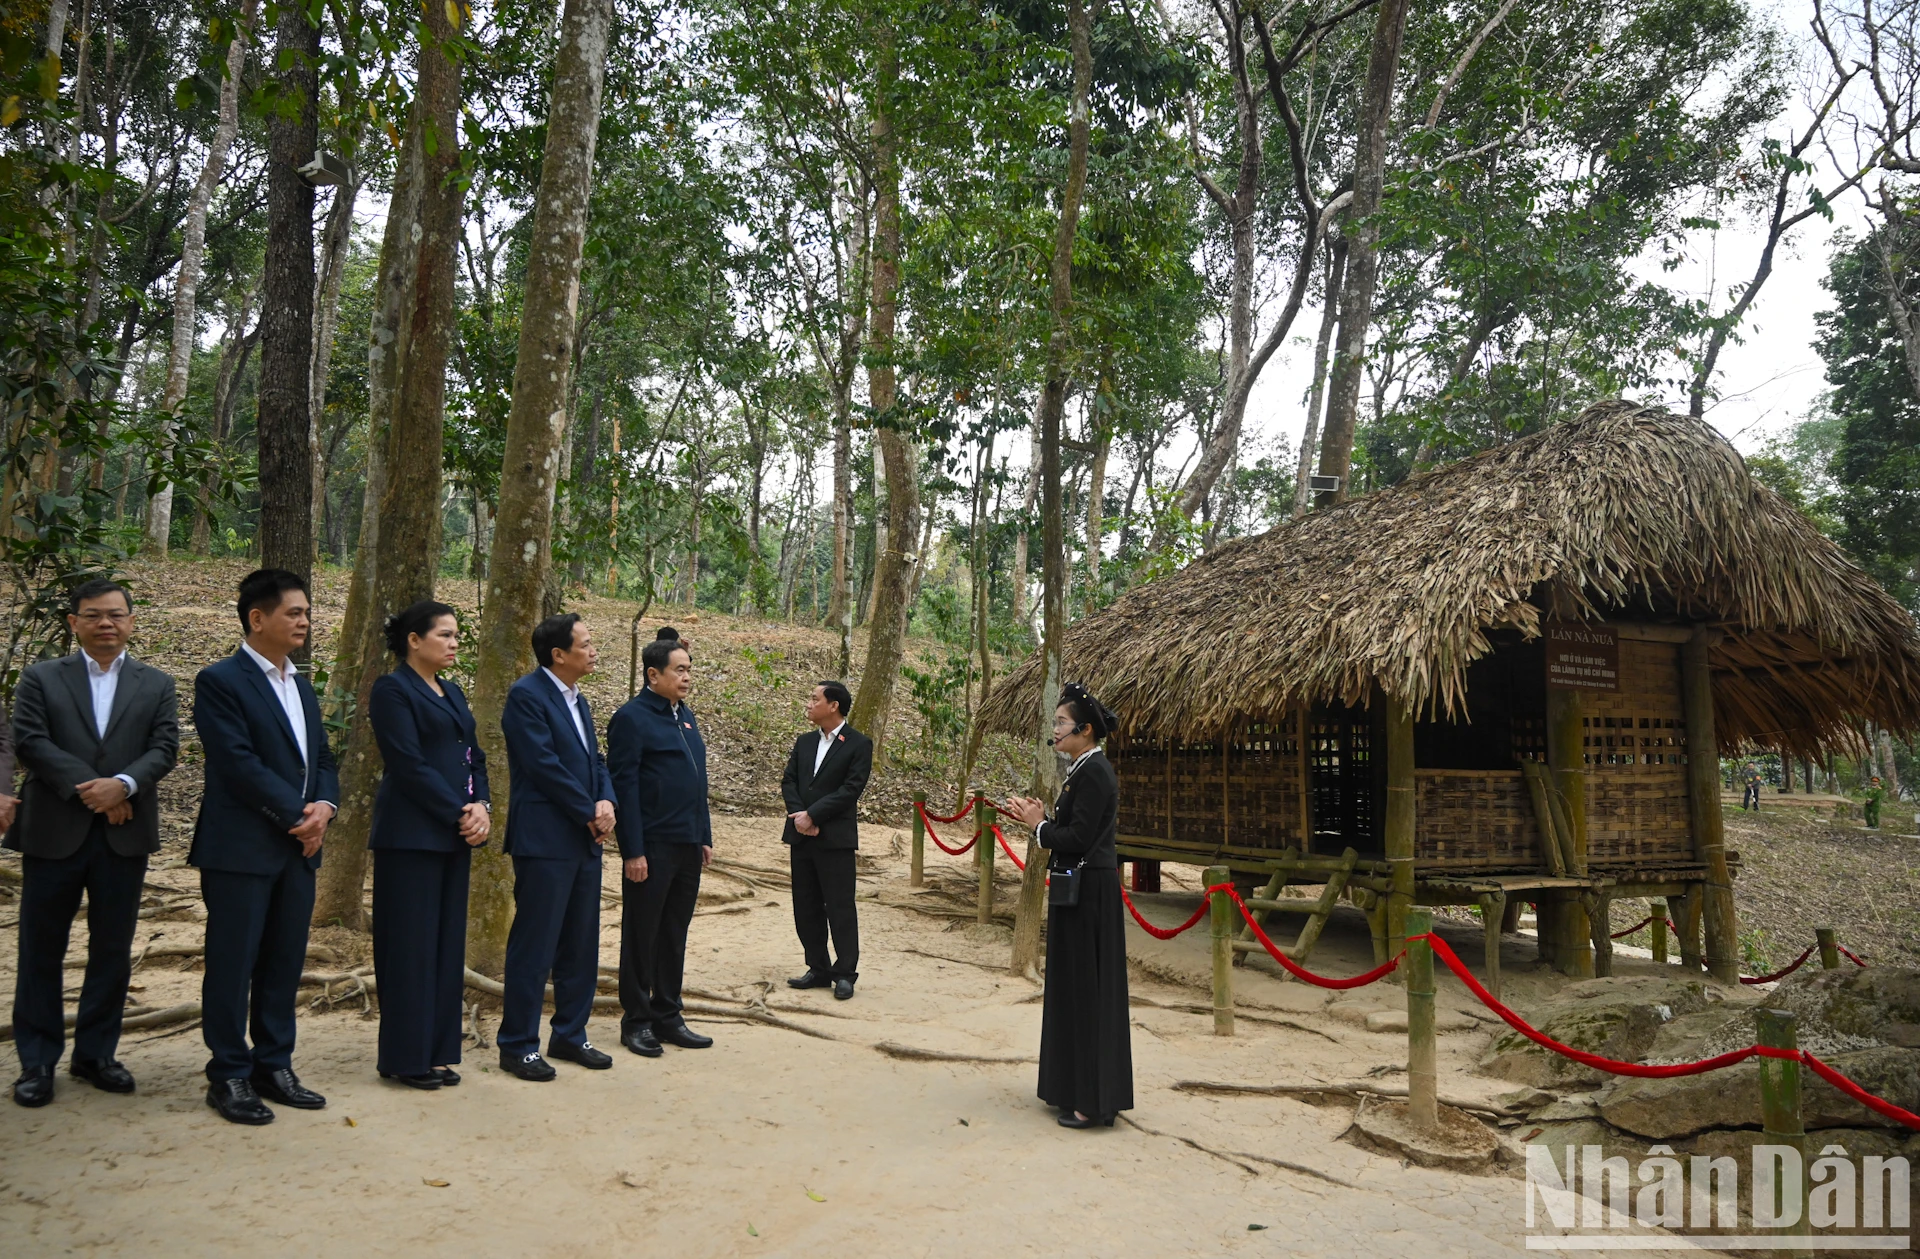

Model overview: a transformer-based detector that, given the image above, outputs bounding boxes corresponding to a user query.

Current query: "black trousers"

[11,823,146,1070]
[788,842,858,980]
[498,854,601,1057]
[200,847,315,1081]
[372,847,470,1076]
[619,843,703,1031]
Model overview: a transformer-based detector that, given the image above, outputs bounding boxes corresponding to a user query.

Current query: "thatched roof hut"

[981,400,1920,757]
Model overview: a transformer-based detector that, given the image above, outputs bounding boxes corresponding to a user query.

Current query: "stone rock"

[1366,1010,1408,1034]
[1477,977,1715,1087]
[1348,1100,1499,1172]
[1527,1095,1601,1123]
[1327,1001,1386,1026]
[1363,1009,1481,1034]
[1513,1118,1648,1171]
[1679,1128,1918,1227]
[1774,965,1920,1046]
[1598,1047,1920,1139]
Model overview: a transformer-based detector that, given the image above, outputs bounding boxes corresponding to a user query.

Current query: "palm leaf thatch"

[980,401,1920,759]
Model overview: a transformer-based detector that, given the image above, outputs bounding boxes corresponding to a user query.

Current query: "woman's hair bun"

[655,626,680,641]
[1060,681,1119,740]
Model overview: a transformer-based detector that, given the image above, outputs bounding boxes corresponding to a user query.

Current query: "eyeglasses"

[75,610,130,624]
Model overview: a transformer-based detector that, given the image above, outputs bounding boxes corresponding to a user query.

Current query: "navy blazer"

[606,686,712,861]
[367,667,490,853]
[189,647,341,875]
[501,670,614,861]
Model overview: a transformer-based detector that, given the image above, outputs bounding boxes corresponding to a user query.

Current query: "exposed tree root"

[872,1041,1032,1065]
[460,969,839,1040]
[1117,1114,1354,1187]
[1172,1079,1516,1120]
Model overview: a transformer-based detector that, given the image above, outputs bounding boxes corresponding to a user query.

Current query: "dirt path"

[1,817,1680,1257]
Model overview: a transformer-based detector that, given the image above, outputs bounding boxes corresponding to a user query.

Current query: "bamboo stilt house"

[981,401,1920,987]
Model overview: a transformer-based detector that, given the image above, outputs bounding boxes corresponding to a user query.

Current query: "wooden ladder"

[1231,846,1360,969]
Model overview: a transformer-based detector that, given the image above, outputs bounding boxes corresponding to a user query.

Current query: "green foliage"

[901,648,969,742]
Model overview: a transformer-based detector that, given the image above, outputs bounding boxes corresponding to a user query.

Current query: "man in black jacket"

[780,681,872,1000]
[8,578,179,1108]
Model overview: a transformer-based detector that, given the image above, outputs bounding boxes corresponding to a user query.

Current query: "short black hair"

[68,577,131,615]
[817,680,851,716]
[531,613,583,669]
[641,626,689,682]
[384,600,458,659]
[237,569,309,633]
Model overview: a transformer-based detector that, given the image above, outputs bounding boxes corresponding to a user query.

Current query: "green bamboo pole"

[975,796,996,925]
[1756,1009,1809,1238]
[1208,864,1234,1036]
[1383,698,1416,974]
[1650,899,1668,965]
[1815,927,1839,971]
[1682,628,1738,983]
[910,790,925,888]
[1406,908,1437,1130]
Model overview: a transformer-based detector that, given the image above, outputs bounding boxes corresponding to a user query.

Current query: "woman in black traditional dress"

[1004,683,1133,1129]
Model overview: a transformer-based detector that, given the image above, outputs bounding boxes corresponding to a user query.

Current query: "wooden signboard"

[1545,622,1619,691]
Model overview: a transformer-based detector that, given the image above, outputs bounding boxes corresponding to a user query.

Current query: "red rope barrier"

[1840,944,1869,967]
[914,803,976,856]
[992,824,1024,870]
[1119,884,1210,940]
[1216,884,1404,989]
[919,798,975,825]
[1610,916,1654,939]
[1802,1051,1920,1129]
[1740,946,1815,985]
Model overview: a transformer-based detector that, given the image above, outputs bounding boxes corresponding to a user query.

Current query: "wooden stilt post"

[1500,898,1521,934]
[1682,628,1738,983]
[1384,697,1416,977]
[910,791,925,889]
[1478,891,1505,1000]
[1675,886,1704,973]
[1208,864,1234,1036]
[1545,686,1592,978]
[975,796,996,925]
[1815,928,1839,971]
[1406,908,1437,1130]
[1650,899,1669,965]
[1756,1009,1810,1238]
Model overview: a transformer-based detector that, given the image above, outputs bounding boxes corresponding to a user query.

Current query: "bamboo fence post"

[975,796,996,925]
[1545,686,1592,978]
[1207,864,1234,1036]
[1756,1008,1810,1238]
[1682,628,1738,983]
[1383,697,1415,976]
[1406,908,1437,1130]
[1650,899,1668,965]
[1815,928,1839,971]
[910,791,925,889]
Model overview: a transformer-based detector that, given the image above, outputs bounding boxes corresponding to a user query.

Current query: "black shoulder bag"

[1047,857,1086,907]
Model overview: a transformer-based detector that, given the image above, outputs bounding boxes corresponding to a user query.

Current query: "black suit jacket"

[367,667,490,853]
[188,648,341,875]
[1036,749,1118,870]
[6,653,179,858]
[501,670,614,861]
[779,723,872,850]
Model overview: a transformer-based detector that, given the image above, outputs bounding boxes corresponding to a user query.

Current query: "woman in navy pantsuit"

[368,601,490,1089]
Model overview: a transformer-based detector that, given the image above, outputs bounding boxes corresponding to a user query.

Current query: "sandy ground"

[0,814,1706,1258]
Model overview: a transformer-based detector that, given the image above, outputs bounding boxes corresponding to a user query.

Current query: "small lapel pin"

[683,722,691,729]
[836,734,845,742]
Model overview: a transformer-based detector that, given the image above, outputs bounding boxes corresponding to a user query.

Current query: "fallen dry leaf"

[804,1187,826,1202]
[343,1116,357,1128]
[423,1178,450,1188]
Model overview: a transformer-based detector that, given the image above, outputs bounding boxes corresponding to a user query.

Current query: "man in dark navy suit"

[779,680,872,1000]
[190,569,339,1125]
[496,613,617,1081]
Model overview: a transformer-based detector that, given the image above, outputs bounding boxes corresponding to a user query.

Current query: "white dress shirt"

[814,720,847,773]
[81,650,138,798]
[1035,747,1103,847]
[544,668,590,749]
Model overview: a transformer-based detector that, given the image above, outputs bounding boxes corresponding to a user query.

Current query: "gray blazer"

[6,653,180,859]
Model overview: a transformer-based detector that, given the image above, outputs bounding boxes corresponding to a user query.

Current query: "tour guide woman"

[1003,683,1133,1129]
[367,600,491,1089]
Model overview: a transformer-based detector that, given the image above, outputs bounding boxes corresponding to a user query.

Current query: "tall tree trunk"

[467,0,615,974]
[147,3,251,557]
[1012,0,1092,981]
[1081,429,1107,613]
[1011,410,1039,626]
[310,13,465,932]
[256,0,320,586]
[847,23,919,766]
[1877,727,1905,800]
[191,294,260,553]
[1313,0,1411,506]
[829,404,852,671]
[1294,236,1344,517]
[309,169,362,565]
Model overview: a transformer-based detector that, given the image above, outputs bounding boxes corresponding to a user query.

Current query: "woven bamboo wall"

[1413,769,1539,866]
[1582,638,1694,865]
[1109,713,1306,851]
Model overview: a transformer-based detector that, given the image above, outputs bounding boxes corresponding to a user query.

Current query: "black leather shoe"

[547,1038,613,1070]
[499,1049,556,1081]
[657,1022,713,1049]
[622,1025,663,1058]
[832,978,855,1001]
[70,1058,136,1094]
[1056,1111,1117,1129]
[433,1067,461,1087]
[379,1070,442,1090]
[252,1067,326,1110]
[12,1065,54,1108]
[787,969,830,989]
[206,1078,274,1125]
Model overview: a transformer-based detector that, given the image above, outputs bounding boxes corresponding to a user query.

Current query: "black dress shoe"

[499,1050,556,1081]
[433,1067,461,1087]
[1056,1111,1116,1130]
[622,1025,663,1058]
[70,1058,136,1094]
[12,1065,54,1108]
[206,1078,274,1126]
[832,977,855,1001]
[379,1070,442,1090]
[547,1038,613,1070]
[787,969,830,989]
[252,1067,326,1110]
[656,1022,713,1049]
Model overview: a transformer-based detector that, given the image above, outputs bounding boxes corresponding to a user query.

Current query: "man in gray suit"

[7,578,179,1107]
